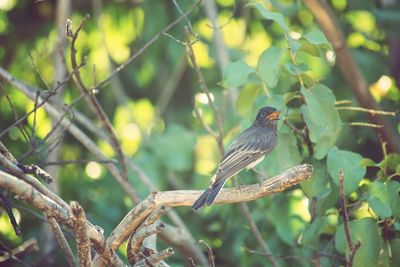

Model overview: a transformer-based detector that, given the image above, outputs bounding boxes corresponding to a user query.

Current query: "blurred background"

[0,0,400,266]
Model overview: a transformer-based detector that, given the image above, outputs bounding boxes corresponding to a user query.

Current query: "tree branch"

[47,216,77,267]
[70,201,91,267]
[0,66,207,265]
[0,164,312,264]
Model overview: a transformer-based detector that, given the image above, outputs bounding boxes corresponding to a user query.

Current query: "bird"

[192,106,280,210]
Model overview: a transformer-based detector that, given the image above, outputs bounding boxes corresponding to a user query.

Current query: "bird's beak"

[266,110,281,120]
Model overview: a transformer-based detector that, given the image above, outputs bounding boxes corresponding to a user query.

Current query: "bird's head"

[254,106,280,127]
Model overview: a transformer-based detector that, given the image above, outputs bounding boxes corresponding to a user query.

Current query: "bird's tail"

[192,178,226,210]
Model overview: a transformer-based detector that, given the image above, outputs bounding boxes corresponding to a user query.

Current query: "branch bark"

[302,0,400,153]
[0,164,312,266]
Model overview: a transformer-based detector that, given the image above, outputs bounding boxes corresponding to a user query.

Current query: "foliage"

[0,0,400,266]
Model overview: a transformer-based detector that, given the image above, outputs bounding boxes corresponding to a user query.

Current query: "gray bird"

[192,106,280,210]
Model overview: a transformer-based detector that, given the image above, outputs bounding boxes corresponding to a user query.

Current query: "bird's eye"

[262,111,267,116]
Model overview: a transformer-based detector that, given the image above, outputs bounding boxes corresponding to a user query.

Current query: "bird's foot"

[252,168,268,187]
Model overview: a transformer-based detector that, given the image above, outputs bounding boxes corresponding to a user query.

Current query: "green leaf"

[368,182,392,217]
[283,63,309,76]
[236,85,261,114]
[299,42,320,57]
[222,59,255,88]
[300,29,333,57]
[368,181,400,218]
[379,154,400,172]
[388,181,400,216]
[300,84,342,159]
[252,3,289,32]
[303,28,332,49]
[335,218,380,267]
[327,146,366,194]
[389,239,400,266]
[151,124,196,171]
[257,46,285,88]
[360,158,378,167]
[260,124,302,176]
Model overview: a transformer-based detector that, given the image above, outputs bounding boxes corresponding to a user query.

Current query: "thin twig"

[344,122,383,128]
[335,100,352,105]
[0,66,206,264]
[47,217,77,267]
[127,221,165,265]
[198,240,215,267]
[336,106,396,116]
[0,152,69,211]
[184,26,224,153]
[68,15,131,193]
[238,202,279,267]
[133,248,174,267]
[38,159,116,167]
[193,107,218,137]
[0,238,38,267]
[338,171,361,267]
[0,190,21,235]
[95,0,202,90]
[247,248,302,260]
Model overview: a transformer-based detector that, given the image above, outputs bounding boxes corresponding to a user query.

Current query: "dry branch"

[127,221,165,265]
[47,216,77,267]
[105,164,312,251]
[133,248,174,267]
[0,163,312,265]
[70,201,91,267]
[0,66,206,265]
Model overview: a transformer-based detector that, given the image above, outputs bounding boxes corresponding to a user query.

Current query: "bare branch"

[0,152,69,211]
[336,106,396,116]
[0,238,38,266]
[0,66,207,264]
[70,201,91,267]
[94,0,202,90]
[238,202,279,267]
[133,248,174,267]
[47,217,77,267]
[198,240,215,267]
[184,26,224,153]
[0,190,21,236]
[127,221,165,265]
[68,15,132,198]
[344,122,383,128]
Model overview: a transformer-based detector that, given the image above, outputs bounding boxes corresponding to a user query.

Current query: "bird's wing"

[212,127,277,184]
[212,142,265,183]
